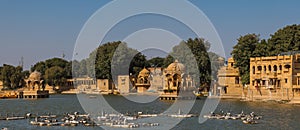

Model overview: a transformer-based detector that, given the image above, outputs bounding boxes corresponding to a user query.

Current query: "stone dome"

[139,68,150,77]
[166,60,185,73]
[28,71,41,81]
[218,57,225,61]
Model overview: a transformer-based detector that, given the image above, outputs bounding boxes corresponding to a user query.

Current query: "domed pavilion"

[26,71,44,91]
[135,68,151,93]
[20,71,49,99]
[160,60,185,99]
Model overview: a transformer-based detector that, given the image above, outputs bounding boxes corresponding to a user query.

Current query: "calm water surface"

[0,94,300,130]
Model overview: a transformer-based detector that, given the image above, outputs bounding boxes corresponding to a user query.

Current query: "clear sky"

[0,0,300,70]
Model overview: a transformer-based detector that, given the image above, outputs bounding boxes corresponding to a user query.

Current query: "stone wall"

[118,75,130,94]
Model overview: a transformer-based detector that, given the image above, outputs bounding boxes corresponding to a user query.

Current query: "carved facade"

[135,68,151,93]
[25,71,45,91]
[163,60,185,95]
[217,57,242,96]
[250,54,300,98]
[21,71,49,98]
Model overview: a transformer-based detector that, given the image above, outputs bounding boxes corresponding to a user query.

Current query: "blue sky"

[0,0,300,70]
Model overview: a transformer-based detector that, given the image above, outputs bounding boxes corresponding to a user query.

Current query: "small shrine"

[134,68,151,93]
[160,60,185,100]
[19,71,49,99]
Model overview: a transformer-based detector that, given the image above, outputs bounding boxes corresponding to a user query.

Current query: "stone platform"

[19,90,49,99]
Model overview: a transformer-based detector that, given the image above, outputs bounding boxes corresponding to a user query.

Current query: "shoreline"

[2,89,300,105]
[216,95,300,105]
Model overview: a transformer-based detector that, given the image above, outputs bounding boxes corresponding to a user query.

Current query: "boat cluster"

[96,112,159,128]
[26,112,161,128]
[0,109,198,129]
[203,111,262,124]
[97,110,196,128]
[29,112,94,126]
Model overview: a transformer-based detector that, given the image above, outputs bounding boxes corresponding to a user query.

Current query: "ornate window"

[279,65,282,71]
[257,66,262,71]
[273,65,277,72]
[235,77,239,84]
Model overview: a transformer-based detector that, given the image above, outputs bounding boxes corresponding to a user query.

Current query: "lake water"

[0,94,300,130]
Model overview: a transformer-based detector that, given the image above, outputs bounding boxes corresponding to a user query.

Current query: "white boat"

[39,115,56,118]
[6,116,25,120]
[30,121,39,125]
[111,124,130,128]
[139,114,158,118]
[77,114,89,118]
[242,119,258,124]
[69,120,79,124]
[123,116,137,120]
[170,114,192,118]
[46,122,62,126]
[170,109,193,118]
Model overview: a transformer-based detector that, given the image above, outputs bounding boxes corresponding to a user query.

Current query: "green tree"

[22,70,30,79]
[165,38,212,89]
[1,64,24,90]
[31,61,46,75]
[44,66,66,86]
[1,64,15,89]
[0,66,2,81]
[45,57,68,69]
[209,52,225,81]
[72,60,80,77]
[163,55,174,68]
[267,24,300,55]
[64,61,73,79]
[147,57,165,67]
[129,52,149,77]
[31,57,71,86]
[10,66,23,89]
[253,39,269,57]
[93,41,148,79]
[95,41,121,79]
[86,49,98,77]
[79,59,87,77]
[231,34,259,85]
[186,38,211,88]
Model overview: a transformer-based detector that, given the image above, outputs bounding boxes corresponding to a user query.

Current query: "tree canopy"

[267,24,300,56]
[31,57,70,86]
[44,66,66,87]
[231,34,259,85]
[31,61,46,75]
[0,64,26,90]
[231,24,300,85]
[90,41,148,79]
[164,38,218,89]
[147,57,165,67]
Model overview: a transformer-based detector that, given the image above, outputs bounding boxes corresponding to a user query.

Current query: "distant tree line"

[30,58,72,87]
[231,24,300,85]
[1,37,225,90]
[0,37,223,90]
[0,64,29,90]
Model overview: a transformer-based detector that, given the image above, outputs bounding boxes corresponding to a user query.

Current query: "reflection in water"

[0,95,300,130]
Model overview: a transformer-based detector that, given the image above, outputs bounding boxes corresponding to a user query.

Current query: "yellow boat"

[0,92,18,99]
[193,91,208,97]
